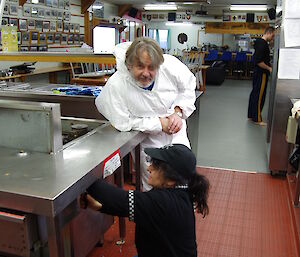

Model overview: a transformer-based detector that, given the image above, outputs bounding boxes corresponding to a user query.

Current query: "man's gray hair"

[125,37,164,69]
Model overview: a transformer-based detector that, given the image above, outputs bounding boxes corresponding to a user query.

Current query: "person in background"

[248,26,275,126]
[95,37,196,191]
[81,144,210,257]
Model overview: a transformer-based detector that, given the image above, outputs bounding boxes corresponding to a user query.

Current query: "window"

[158,29,168,50]
[148,29,169,50]
[148,29,157,40]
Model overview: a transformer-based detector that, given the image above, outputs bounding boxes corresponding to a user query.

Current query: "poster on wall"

[30,31,38,44]
[46,33,54,44]
[58,0,64,8]
[63,23,69,33]
[23,6,31,17]
[50,21,56,32]
[64,0,70,9]
[80,34,84,43]
[19,19,27,31]
[39,33,46,44]
[35,20,43,31]
[64,11,70,21]
[57,11,63,20]
[61,33,67,44]
[52,0,58,8]
[45,9,51,18]
[4,4,9,15]
[43,21,50,32]
[28,19,35,30]
[31,7,38,17]
[51,10,58,19]
[2,18,8,26]
[54,33,61,43]
[17,31,21,44]
[9,18,18,27]
[56,21,63,32]
[74,24,80,33]
[68,33,73,44]
[74,33,79,44]
[22,31,30,44]
[38,8,45,18]
[69,23,74,33]
[45,0,52,7]
[9,4,18,16]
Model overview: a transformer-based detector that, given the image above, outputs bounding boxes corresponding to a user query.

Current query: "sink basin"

[61,117,108,147]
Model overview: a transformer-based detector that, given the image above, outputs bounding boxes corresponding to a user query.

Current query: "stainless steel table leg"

[115,163,126,242]
[135,144,141,191]
[46,216,64,257]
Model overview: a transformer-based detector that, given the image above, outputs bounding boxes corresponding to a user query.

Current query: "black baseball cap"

[144,144,196,180]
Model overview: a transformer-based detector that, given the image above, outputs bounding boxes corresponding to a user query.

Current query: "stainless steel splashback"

[0,99,62,153]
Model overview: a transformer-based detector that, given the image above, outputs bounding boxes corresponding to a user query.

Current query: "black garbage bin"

[206,61,226,86]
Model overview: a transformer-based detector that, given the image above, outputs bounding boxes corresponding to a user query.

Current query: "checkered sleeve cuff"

[128,190,135,222]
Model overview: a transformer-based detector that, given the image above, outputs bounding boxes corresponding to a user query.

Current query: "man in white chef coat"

[95,37,196,191]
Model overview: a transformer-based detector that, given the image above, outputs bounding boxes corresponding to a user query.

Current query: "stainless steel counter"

[0,124,145,217]
[0,122,146,257]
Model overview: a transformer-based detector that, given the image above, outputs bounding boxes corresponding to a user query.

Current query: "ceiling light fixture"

[144,4,178,11]
[165,22,193,26]
[92,5,103,9]
[230,5,268,11]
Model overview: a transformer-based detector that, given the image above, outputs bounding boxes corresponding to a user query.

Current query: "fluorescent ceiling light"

[144,4,177,11]
[230,5,268,11]
[32,0,38,3]
[165,22,192,26]
[92,5,103,9]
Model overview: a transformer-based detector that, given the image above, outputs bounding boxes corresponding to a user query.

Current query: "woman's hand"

[80,193,102,211]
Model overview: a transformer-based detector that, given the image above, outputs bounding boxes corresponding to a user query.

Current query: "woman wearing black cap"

[81,144,209,257]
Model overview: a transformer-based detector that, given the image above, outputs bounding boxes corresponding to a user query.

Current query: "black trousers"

[248,67,269,122]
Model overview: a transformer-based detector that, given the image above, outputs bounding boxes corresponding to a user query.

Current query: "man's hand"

[167,113,183,134]
[269,67,272,73]
[160,117,172,134]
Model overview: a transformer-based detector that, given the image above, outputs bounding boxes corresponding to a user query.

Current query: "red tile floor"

[88,167,299,257]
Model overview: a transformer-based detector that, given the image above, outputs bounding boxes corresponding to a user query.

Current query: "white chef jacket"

[95,42,196,190]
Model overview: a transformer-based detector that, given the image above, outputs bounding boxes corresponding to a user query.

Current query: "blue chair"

[233,52,247,78]
[220,51,233,75]
[204,50,218,65]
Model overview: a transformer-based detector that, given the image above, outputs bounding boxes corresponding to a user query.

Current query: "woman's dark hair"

[151,158,210,217]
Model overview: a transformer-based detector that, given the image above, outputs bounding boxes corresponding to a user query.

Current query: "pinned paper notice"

[102,149,121,178]
[284,19,300,47]
[278,49,300,79]
[285,0,300,18]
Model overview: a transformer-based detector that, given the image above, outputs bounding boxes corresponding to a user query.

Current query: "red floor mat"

[88,167,298,257]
